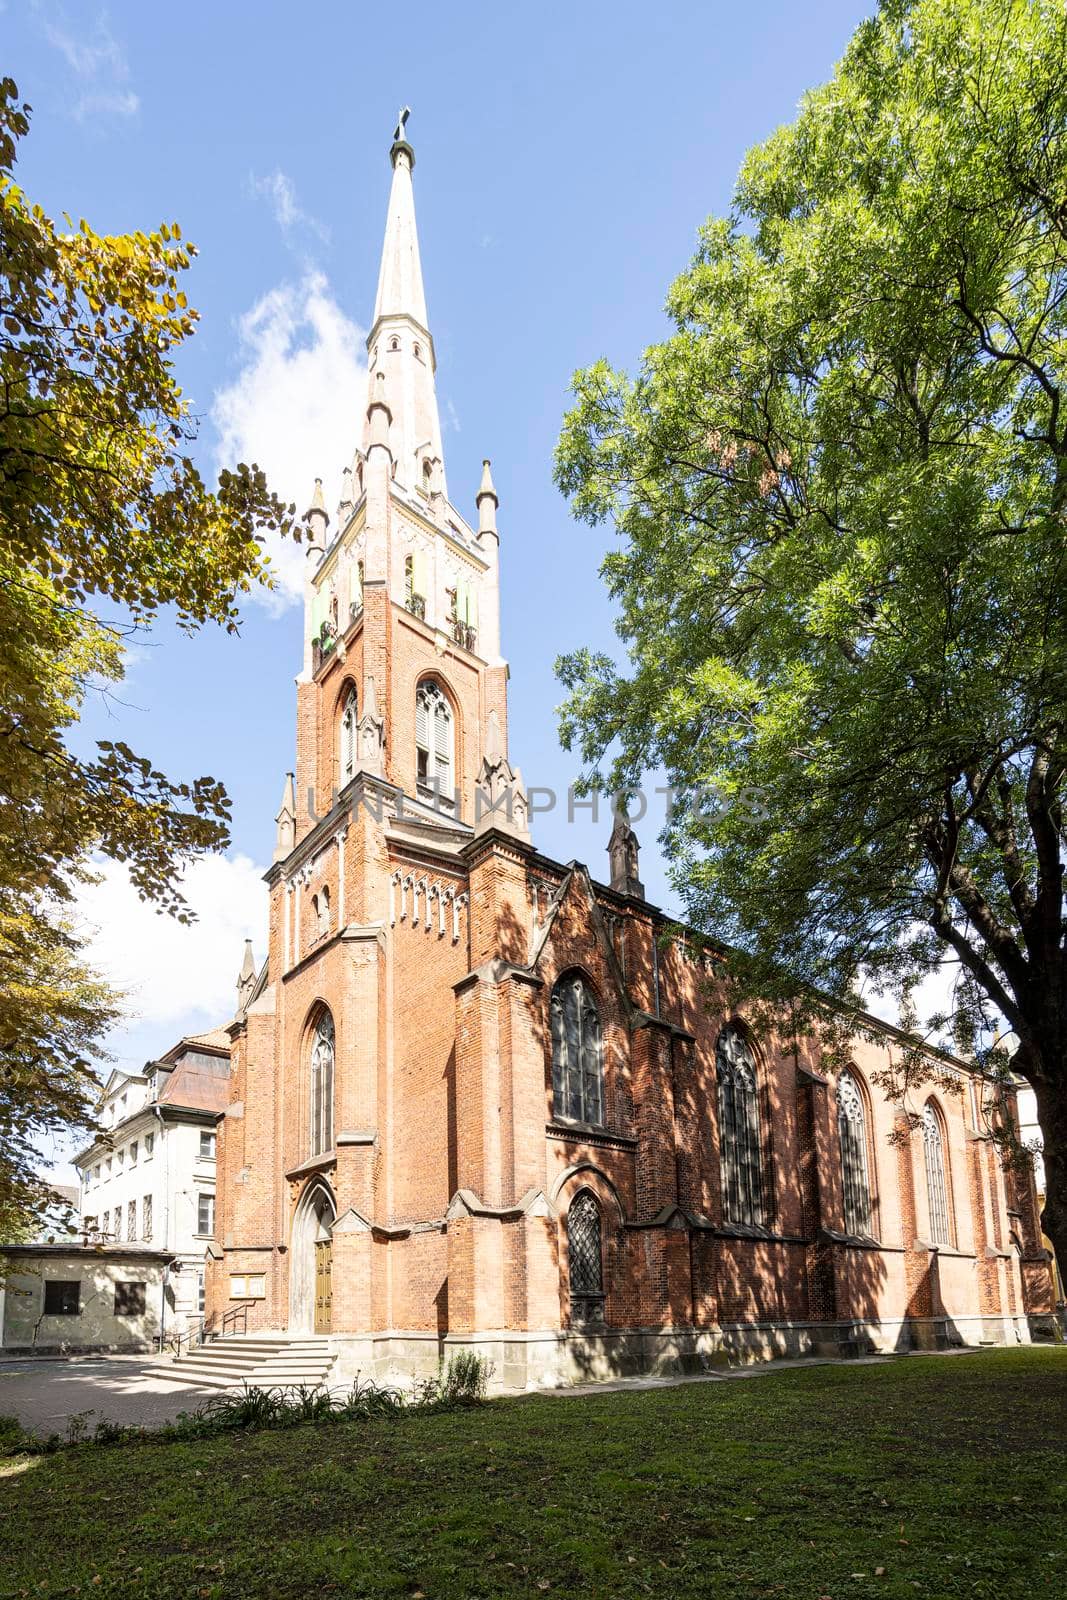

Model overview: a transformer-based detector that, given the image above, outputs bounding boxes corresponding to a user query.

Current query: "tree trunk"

[1033,1075,1067,1302]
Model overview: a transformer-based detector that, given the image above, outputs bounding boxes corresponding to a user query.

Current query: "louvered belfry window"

[416,680,453,809]
[837,1071,872,1236]
[716,1025,764,1227]
[310,1011,335,1157]
[923,1102,952,1245]
[567,1189,604,1323]
[551,974,604,1126]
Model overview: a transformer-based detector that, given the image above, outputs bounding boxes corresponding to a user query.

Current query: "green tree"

[555,0,1067,1267]
[0,80,300,1237]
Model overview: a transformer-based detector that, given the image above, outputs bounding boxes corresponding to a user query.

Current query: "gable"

[528,863,632,1020]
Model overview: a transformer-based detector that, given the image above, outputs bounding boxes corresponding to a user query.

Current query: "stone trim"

[546,1122,637,1152]
[455,960,544,995]
[446,1186,553,1221]
[630,1011,696,1042]
[912,1240,978,1260]
[284,1151,337,1182]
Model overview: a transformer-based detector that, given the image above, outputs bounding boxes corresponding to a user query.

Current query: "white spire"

[305,476,328,537]
[371,110,428,331]
[274,772,296,861]
[362,110,446,502]
[477,458,498,539]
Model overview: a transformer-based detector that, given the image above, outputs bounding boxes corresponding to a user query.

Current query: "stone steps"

[145,1334,336,1393]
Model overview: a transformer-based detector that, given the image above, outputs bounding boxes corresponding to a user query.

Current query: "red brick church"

[207,118,1054,1387]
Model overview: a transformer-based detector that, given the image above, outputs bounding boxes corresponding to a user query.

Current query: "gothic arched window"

[922,1101,952,1245]
[716,1025,764,1227]
[309,1012,335,1157]
[837,1071,872,1236]
[340,687,357,785]
[416,679,454,809]
[567,1188,604,1322]
[551,974,603,1126]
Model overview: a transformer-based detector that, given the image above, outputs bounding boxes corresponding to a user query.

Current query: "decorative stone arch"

[289,1176,337,1333]
[414,669,461,726]
[550,1161,627,1224]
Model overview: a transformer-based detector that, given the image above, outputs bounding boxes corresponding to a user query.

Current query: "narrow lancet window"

[551,974,603,1126]
[716,1025,763,1227]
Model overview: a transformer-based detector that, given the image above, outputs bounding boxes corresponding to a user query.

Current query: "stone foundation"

[320,1311,1032,1395]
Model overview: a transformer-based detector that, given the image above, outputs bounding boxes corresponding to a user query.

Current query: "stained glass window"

[717,1026,763,1227]
[551,974,603,1126]
[310,1011,335,1157]
[923,1102,952,1245]
[837,1071,872,1236]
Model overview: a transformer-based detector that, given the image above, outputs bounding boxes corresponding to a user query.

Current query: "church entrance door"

[290,1179,336,1333]
[314,1238,332,1333]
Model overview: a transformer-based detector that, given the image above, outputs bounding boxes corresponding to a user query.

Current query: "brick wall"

[210,576,1054,1352]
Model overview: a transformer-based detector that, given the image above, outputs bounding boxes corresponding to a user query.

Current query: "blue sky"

[7,0,877,1166]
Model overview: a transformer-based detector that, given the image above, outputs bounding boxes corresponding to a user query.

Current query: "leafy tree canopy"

[555,1,1067,1258]
[0,80,300,1237]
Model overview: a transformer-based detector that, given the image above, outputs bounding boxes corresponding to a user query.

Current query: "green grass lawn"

[1,1349,1064,1599]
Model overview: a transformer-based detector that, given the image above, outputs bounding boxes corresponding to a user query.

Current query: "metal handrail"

[220,1301,251,1338]
[166,1316,208,1359]
[164,1299,253,1358]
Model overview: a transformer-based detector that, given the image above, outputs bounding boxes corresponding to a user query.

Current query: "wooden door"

[314,1238,332,1333]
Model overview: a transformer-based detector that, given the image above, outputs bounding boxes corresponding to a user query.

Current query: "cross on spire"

[390,104,414,168]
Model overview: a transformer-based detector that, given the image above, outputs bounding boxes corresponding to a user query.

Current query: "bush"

[0,1412,31,1456]
[439,1351,494,1404]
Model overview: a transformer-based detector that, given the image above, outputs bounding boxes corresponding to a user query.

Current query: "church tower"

[290,109,520,849]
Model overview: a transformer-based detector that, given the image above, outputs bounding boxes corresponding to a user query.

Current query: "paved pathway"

[0,1356,216,1438]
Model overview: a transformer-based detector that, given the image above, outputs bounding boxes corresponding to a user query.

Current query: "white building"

[74,1030,230,1335]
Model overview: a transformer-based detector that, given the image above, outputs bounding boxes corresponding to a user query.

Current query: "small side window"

[115,1282,147,1317]
[44,1280,81,1316]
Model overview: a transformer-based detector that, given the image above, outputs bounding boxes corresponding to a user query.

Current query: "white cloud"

[42,9,139,121]
[72,89,139,121]
[212,272,367,608]
[43,13,125,77]
[73,853,268,1035]
[250,169,330,244]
